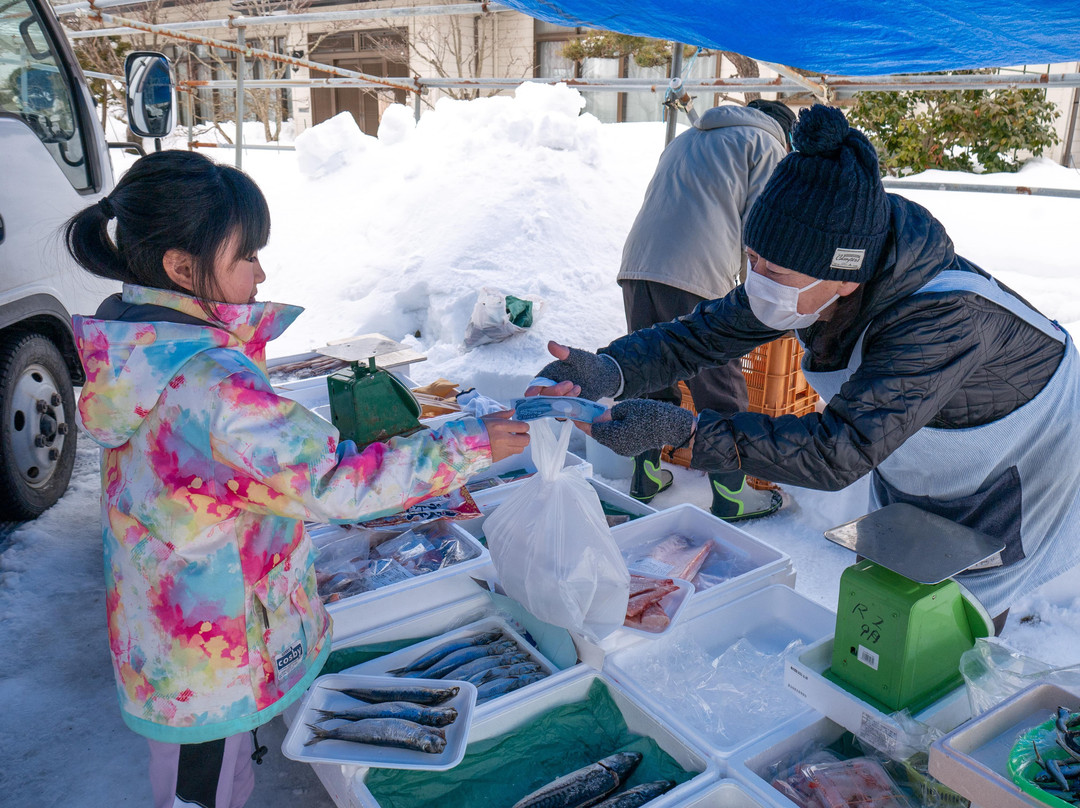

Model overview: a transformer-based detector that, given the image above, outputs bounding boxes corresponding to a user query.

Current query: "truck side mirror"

[125,52,175,143]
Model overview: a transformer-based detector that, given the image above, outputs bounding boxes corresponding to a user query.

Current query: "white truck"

[0,0,171,518]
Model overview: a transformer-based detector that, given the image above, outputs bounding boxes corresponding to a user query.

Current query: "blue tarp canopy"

[499,0,1080,76]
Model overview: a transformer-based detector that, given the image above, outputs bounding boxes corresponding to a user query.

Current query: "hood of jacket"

[803,193,957,369]
[74,284,302,448]
[694,104,788,149]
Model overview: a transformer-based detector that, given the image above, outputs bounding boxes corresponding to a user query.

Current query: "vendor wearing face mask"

[528,104,1080,633]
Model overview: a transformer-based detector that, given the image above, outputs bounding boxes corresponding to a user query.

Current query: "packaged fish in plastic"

[510,395,609,423]
[353,487,483,529]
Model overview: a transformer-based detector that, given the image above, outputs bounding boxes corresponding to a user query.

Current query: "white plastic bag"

[463,287,543,349]
[484,419,629,642]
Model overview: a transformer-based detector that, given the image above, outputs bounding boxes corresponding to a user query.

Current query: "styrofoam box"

[679,778,789,808]
[732,713,849,808]
[311,521,494,640]
[929,681,1080,808]
[606,585,836,762]
[784,634,972,759]
[347,669,720,808]
[458,476,655,542]
[346,615,560,705]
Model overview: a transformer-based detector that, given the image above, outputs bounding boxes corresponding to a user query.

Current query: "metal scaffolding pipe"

[882,180,1080,199]
[54,0,147,14]
[178,77,810,93]
[64,2,511,35]
[82,6,419,94]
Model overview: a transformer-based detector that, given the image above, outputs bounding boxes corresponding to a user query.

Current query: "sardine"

[511,752,643,808]
[415,639,519,679]
[475,672,547,703]
[467,661,543,686]
[443,651,531,681]
[331,683,459,705]
[313,701,458,727]
[303,718,447,753]
[387,629,504,674]
[592,780,676,808]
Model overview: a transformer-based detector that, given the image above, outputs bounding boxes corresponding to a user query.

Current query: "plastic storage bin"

[784,634,972,759]
[347,669,720,808]
[310,521,494,640]
[606,585,836,762]
[680,778,791,808]
[929,681,1080,808]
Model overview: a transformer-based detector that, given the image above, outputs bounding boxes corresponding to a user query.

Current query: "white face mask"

[744,270,839,330]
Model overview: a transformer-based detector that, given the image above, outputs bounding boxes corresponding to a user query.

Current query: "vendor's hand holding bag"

[484,419,629,642]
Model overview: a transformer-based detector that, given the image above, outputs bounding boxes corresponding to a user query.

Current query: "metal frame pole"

[665,43,684,145]
[236,26,245,168]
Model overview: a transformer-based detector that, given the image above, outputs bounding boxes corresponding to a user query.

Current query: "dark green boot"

[709,471,782,522]
[630,448,673,503]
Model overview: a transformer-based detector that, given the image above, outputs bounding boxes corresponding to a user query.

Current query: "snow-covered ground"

[3,85,1080,805]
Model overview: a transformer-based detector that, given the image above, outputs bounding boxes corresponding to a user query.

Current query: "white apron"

[800,270,1080,614]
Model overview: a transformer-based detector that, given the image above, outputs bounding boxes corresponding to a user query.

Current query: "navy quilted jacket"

[600,195,1064,489]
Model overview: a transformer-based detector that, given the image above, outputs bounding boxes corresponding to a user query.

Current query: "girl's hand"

[481,412,530,462]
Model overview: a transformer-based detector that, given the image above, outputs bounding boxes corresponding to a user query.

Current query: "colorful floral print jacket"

[73,285,492,743]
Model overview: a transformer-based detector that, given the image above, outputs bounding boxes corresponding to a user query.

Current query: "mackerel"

[331,683,459,705]
[510,752,643,808]
[387,629,504,674]
[313,701,457,727]
[592,780,677,808]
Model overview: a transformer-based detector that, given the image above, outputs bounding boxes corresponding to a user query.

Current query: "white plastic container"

[348,669,720,808]
[679,778,789,808]
[929,681,1080,808]
[612,505,793,619]
[312,522,494,640]
[783,634,973,758]
[346,616,559,706]
[281,673,476,771]
[606,585,836,762]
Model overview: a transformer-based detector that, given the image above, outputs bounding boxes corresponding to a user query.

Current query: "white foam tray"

[346,668,720,808]
[606,585,836,763]
[281,673,476,771]
[311,521,493,640]
[346,615,558,707]
[784,633,972,758]
[620,575,694,639]
[929,680,1080,808]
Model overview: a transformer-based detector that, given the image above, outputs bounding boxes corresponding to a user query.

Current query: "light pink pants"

[148,733,255,808]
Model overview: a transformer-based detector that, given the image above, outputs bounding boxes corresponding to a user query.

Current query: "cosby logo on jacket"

[276,642,304,680]
[830,248,865,271]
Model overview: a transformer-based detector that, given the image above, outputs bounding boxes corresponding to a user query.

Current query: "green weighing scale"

[318,335,425,446]
[823,503,1003,714]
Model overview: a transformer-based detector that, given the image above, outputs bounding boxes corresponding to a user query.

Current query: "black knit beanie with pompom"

[742,104,891,283]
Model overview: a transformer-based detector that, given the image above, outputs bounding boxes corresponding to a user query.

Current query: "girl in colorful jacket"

[65,150,529,808]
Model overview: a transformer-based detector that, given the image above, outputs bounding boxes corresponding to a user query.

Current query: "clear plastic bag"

[960,637,1080,715]
[483,419,630,642]
[463,287,543,349]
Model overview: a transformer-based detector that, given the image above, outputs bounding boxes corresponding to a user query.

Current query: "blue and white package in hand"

[511,395,608,423]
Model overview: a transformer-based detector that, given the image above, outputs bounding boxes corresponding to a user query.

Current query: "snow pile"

[253,83,662,399]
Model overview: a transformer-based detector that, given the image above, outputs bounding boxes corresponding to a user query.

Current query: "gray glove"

[535,347,622,402]
[590,399,695,457]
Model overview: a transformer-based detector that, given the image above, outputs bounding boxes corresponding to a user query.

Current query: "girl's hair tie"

[97,196,116,220]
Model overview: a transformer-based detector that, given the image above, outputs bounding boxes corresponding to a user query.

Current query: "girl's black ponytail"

[63,196,129,283]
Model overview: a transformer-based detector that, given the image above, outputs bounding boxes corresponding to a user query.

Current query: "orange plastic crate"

[660,337,819,489]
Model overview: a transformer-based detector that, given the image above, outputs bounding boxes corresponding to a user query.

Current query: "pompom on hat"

[742,104,891,283]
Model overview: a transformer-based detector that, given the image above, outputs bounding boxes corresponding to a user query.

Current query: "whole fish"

[313,701,458,727]
[303,718,446,753]
[511,752,643,808]
[387,629,504,674]
[476,672,547,703]
[592,780,676,808]
[443,651,531,681]
[467,661,543,686]
[414,639,518,679]
[331,683,459,705]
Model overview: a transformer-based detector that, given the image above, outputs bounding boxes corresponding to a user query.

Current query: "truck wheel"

[0,333,78,520]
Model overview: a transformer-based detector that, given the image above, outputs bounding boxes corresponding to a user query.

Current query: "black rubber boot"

[709,471,783,522]
[630,448,673,503]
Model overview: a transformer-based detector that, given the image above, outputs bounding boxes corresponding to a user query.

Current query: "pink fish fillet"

[645,535,712,581]
[625,602,671,632]
[625,574,678,619]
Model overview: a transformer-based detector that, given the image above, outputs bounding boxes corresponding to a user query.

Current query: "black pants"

[621,280,749,414]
